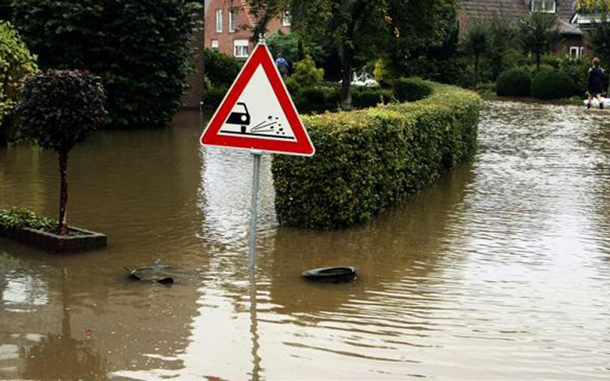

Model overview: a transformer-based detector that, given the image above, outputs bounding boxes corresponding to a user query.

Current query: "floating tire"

[302,266,357,283]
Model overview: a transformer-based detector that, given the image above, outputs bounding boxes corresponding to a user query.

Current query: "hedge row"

[272,81,480,229]
[496,68,579,99]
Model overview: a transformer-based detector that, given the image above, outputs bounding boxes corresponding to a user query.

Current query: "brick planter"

[0,226,107,253]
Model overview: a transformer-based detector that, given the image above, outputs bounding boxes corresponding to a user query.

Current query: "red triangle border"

[200,44,315,156]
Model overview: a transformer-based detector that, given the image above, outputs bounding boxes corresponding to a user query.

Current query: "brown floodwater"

[1,100,610,380]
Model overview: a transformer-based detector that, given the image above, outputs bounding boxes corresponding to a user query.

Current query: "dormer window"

[531,0,556,13]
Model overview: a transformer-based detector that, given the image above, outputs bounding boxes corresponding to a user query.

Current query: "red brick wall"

[204,0,291,59]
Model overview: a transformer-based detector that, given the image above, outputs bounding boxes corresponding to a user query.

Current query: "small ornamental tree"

[18,70,106,235]
[461,21,490,90]
[518,12,560,71]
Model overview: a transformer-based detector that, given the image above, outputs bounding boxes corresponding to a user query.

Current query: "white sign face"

[201,43,314,156]
[218,65,296,142]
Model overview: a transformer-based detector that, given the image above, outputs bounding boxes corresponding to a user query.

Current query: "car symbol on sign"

[226,102,251,133]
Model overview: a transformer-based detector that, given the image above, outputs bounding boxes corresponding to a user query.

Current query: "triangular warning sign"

[200,43,315,156]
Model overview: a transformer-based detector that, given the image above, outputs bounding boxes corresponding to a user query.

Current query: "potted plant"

[6,69,108,252]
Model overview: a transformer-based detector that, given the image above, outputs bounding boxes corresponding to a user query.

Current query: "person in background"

[275,56,289,79]
[587,57,605,109]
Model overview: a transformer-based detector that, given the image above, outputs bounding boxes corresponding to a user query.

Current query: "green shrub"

[285,56,324,91]
[373,58,394,87]
[393,77,433,102]
[12,0,201,128]
[496,68,532,96]
[203,48,241,87]
[0,21,37,145]
[18,70,106,234]
[559,58,590,95]
[517,64,555,76]
[532,70,578,99]
[0,208,57,232]
[352,88,394,109]
[204,85,229,108]
[272,81,480,229]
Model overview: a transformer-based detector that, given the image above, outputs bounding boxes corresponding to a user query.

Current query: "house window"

[211,40,219,50]
[216,8,223,32]
[229,8,237,33]
[234,40,249,58]
[531,0,556,13]
[569,46,583,58]
[282,11,291,27]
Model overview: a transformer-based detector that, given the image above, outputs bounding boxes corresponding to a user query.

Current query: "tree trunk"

[474,53,479,90]
[58,151,68,235]
[340,43,354,111]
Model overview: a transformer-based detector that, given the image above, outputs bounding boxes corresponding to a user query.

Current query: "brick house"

[459,0,585,58]
[204,0,291,59]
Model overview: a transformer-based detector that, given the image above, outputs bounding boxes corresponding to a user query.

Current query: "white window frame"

[211,40,219,50]
[282,11,291,27]
[234,40,249,58]
[569,46,584,59]
[216,8,223,33]
[229,8,237,33]
[531,0,556,13]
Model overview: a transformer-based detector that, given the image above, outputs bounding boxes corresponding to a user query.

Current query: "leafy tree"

[460,21,490,89]
[267,30,300,66]
[0,21,37,146]
[247,0,457,110]
[17,70,106,235]
[12,0,201,128]
[588,14,610,69]
[518,12,560,71]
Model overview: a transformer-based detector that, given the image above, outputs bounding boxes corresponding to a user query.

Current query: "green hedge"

[532,70,578,100]
[272,81,480,229]
[393,77,433,102]
[496,68,532,97]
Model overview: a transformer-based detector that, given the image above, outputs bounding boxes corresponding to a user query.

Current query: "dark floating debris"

[124,260,182,285]
[302,266,357,283]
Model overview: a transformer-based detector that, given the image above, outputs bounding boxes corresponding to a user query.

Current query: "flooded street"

[1,100,610,380]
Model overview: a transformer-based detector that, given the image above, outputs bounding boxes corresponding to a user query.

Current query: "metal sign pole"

[249,150,263,269]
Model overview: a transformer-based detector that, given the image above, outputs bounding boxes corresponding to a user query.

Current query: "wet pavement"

[1,101,610,379]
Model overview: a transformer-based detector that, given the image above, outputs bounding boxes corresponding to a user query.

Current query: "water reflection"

[2,103,610,379]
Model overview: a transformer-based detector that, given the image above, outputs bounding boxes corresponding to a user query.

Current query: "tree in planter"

[17,70,106,235]
[460,21,490,90]
[518,12,560,71]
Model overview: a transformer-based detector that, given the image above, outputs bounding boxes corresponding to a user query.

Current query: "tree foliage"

[0,20,37,145]
[461,21,490,89]
[203,48,241,87]
[18,70,106,234]
[518,12,560,71]
[247,0,457,110]
[12,0,202,128]
[588,15,610,68]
